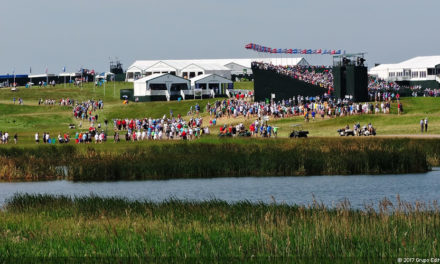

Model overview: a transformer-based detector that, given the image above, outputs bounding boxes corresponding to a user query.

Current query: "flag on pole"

[30,67,32,74]
[63,66,66,73]
[45,67,48,74]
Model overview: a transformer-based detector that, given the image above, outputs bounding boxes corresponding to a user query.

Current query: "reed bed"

[1,194,438,259]
[0,138,436,181]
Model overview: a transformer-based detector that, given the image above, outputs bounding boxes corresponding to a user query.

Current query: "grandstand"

[252,62,329,101]
[252,58,403,102]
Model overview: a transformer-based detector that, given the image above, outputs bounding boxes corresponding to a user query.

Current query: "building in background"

[369,56,440,89]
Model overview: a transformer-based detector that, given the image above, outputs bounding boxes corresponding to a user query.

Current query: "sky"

[1,0,439,74]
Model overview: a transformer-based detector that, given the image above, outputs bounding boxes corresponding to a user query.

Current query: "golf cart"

[238,130,251,137]
[360,125,377,136]
[337,128,355,136]
[289,124,309,138]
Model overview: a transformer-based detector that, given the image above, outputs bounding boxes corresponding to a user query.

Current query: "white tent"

[126,58,310,82]
[134,73,191,100]
[191,74,232,95]
[369,56,440,81]
[58,72,80,77]
[95,72,115,80]
[28,74,55,79]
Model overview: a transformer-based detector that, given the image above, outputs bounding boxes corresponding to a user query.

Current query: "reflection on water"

[1,170,439,209]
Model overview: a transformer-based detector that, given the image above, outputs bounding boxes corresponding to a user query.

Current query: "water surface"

[1,170,439,209]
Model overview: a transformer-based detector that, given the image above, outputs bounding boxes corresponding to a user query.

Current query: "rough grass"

[0,194,438,258]
[0,138,434,181]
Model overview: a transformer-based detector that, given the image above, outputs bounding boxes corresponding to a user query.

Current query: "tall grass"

[1,194,439,258]
[0,138,435,181]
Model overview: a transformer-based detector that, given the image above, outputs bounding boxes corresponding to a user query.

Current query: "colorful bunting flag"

[244,43,343,55]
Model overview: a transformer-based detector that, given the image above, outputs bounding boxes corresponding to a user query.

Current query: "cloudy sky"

[1,0,438,74]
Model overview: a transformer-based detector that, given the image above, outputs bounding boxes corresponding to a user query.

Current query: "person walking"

[420,119,424,133]
[425,117,428,133]
[13,133,17,144]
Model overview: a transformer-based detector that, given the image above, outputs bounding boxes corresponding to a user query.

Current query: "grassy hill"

[0,82,439,143]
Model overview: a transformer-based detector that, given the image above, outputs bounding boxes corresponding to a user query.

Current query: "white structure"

[28,73,56,84]
[58,72,80,78]
[126,58,309,82]
[191,74,233,96]
[133,73,233,101]
[134,73,191,101]
[95,72,115,81]
[28,73,55,79]
[369,56,440,82]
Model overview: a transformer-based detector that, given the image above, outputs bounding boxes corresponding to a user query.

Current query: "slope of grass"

[0,82,130,104]
[1,83,440,142]
[233,81,254,90]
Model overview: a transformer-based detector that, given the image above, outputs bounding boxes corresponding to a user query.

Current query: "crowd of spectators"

[73,99,104,121]
[112,116,209,141]
[38,98,76,106]
[368,76,400,92]
[205,96,391,124]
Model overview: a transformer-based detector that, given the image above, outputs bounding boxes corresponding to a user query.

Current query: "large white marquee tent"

[126,58,309,82]
[369,56,440,82]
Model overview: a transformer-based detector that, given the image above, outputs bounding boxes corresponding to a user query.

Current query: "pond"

[1,170,439,209]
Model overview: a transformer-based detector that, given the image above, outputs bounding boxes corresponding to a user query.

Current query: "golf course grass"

[1,82,440,180]
[1,82,439,140]
[1,83,439,260]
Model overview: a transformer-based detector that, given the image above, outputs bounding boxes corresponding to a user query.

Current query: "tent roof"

[397,56,440,69]
[370,56,440,72]
[128,58,309,72]
[0,74,28,79]
[134,73,190,83]
[134,73,167,83]
[190,74,233,85]
[59,72,80,77]
[97,72,115,76]
[180,63,230,71]
[29,74,55,78]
